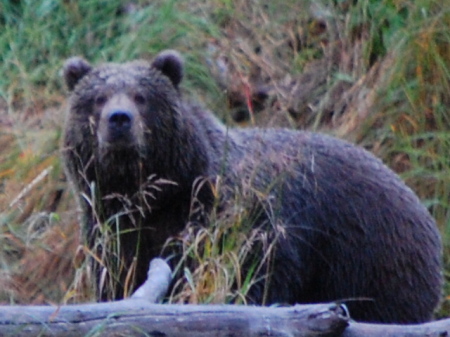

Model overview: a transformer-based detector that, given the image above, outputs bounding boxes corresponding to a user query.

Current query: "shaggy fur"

[63,50,442,323]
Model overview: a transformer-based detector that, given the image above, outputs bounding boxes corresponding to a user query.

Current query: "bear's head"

[63,50,184,153]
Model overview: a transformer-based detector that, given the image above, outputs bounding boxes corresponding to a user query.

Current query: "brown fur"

[63,50,442,323]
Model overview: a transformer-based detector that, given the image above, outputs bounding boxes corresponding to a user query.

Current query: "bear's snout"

[96,93,143,148]
[104,109,135,144]
[108,110,134,132]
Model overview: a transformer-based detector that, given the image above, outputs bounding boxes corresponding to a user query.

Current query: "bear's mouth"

[98,130,137,149]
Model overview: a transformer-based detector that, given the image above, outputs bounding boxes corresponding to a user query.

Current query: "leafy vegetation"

[0,0,449,317]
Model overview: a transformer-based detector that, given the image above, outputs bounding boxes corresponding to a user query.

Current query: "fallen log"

[0,301,349,337]
[342,319,450,337]
[0,258,448,337]
[0,258,350,337]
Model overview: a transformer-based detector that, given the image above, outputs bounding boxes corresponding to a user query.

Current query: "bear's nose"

[108,110,133,130]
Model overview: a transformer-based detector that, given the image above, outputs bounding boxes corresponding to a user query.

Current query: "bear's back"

[222,128,442,323]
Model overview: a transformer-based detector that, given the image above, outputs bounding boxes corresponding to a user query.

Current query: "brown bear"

[62,50,442,323]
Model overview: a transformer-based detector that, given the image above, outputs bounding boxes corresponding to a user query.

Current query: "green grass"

[0,0,449,318]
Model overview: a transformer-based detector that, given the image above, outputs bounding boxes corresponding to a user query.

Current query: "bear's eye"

[134,93,146,105]
[95,95,107,106]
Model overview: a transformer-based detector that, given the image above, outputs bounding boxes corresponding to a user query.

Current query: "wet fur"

[63,50,442,323]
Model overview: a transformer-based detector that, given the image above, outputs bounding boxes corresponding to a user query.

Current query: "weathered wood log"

[0,258,448,337]
[342,318,450,337]
[0,258,350,336]
[130,258,172,303]
[2,301,450,337]
[0,301,349,337]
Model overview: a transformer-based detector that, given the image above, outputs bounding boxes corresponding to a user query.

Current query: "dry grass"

[167,179,280,305]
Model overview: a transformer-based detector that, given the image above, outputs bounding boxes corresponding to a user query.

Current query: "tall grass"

[362,1,450,316]
[355,1,450,238]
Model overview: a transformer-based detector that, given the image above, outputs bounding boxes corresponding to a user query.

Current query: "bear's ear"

[63,57,92,91]
[152,50,184,88]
